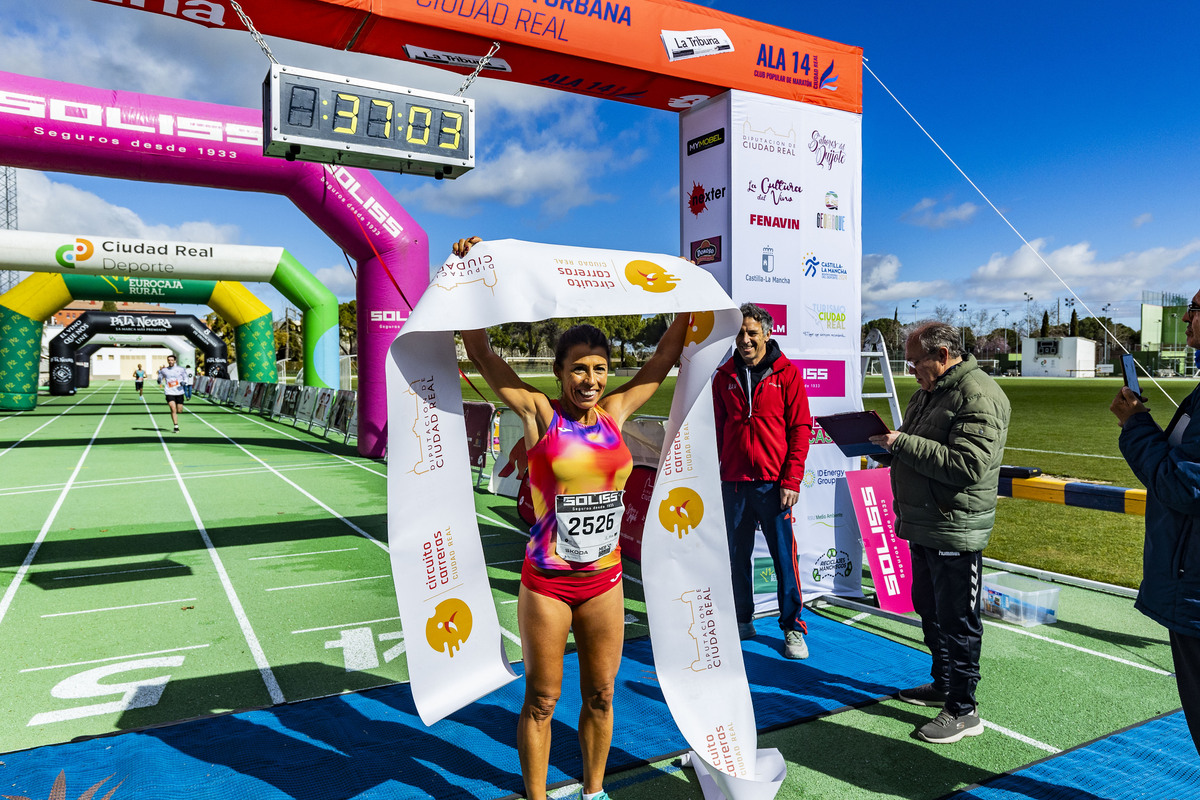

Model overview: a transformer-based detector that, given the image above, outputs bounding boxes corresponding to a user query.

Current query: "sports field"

[0,378,1189,799]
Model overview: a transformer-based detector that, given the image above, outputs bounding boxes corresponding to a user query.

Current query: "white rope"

[863,60,1178,408]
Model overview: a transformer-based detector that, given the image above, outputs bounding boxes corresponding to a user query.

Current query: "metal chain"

[455,42,501,96]
[229,0,278,64]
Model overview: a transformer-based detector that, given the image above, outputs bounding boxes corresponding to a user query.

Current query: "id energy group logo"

[55,238,94,268]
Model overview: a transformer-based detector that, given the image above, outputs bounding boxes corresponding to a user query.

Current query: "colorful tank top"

[526,400,633,572]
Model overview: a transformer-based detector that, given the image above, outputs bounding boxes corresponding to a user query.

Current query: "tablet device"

[813,410,890,457]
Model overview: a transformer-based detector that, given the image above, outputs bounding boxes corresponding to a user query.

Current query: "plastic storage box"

[982,572,1059,627]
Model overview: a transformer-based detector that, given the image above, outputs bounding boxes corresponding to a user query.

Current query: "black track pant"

[910,543,983,717]
[1171,629,1200,756]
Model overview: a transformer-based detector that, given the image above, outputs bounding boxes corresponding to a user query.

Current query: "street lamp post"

[958,303,968,350]
[912,299,920,325]
[1101,303,1113,365]
[1022,292,1034,353]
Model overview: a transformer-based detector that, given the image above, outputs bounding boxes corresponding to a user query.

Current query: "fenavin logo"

[55,238,94,269]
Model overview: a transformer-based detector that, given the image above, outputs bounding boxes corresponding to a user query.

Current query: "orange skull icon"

[658,487,704,538]
[625,260,679,293]
[426,597,473,657]
[683,311,715,347]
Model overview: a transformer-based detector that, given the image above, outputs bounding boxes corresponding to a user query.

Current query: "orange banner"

[89,0,861,113]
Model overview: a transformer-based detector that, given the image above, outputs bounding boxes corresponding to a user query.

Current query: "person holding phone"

[1111,291,1200,756]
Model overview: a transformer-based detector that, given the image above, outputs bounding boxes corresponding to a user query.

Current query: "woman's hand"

[452,236,481,257]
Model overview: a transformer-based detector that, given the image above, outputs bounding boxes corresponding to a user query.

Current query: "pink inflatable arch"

[0,71,427,457]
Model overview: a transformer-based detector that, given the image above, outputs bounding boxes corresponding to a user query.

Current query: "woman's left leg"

[572,577,625,795]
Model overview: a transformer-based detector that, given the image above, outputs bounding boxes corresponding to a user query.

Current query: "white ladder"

[861,328,903,428]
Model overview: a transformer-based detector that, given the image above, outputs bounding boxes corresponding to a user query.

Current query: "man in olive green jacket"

[870,322,1011,744]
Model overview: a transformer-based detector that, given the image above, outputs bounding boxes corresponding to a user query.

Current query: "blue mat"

[1,613,928,800]
[949,710,1200,800]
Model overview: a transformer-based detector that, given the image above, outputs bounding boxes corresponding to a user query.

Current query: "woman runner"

[453,236,691,800]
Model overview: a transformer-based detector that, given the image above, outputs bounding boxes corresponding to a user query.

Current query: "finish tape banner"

[386,239,785,797]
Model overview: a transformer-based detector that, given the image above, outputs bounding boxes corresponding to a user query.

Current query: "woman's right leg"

[517,580,573,800]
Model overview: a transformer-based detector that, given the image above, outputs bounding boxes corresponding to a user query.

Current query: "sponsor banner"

[82,0,862,114]
[0,231,281,280]
[796,358,846,398]
[846,468,913,614]
[388,239,783,797]
[489,407,527,497]
[680,97,734,296]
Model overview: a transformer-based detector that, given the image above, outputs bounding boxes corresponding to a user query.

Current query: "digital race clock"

[263,64,475,179]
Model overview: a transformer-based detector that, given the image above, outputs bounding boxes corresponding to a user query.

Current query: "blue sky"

[4,0,1199,336]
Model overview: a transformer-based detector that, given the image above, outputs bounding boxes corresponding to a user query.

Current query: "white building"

[1021,337,1097,377]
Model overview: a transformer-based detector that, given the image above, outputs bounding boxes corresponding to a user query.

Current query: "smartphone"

[1122,354,1146,401]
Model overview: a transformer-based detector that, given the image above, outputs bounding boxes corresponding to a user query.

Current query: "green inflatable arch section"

[0,231,340,411]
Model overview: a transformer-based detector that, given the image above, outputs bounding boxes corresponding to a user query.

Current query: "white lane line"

[489,559,525,566]
[266,575,391,592]
[501,627,522,647]
[983,619,1172,675]
[0,393,64,422]
[478,512,528,536]
[982,719,1061,753]
[1006,446,1124,461]
[42,598,198,618]
[144,397,285,704]
[20,644,211,673]
[0,461,364,497]
[185,407,388,552]
[52,564,189,581]
[209,403,386,478]
[0,386,120,627]
[250,548,360,561]
[0,387,105,460]
[292,616,401,635]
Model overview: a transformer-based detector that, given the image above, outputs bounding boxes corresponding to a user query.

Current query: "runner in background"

[157,354,188,433]
[452,235,691,800]
[184,364,194,400]
[133,364,146,397]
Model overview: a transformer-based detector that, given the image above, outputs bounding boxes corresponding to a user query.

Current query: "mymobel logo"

[625,260,678,293]
[425,597,472,658]
[686,127,725,156]
[55,238,94,268]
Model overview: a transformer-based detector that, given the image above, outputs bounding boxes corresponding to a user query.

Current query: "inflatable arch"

[0,230,341,409]
[49,311,228,395]
[0,72,426,457]
[69,334,195,389]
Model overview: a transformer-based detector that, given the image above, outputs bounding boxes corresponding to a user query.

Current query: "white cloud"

[901,197,979,229]
[860,252,951,319]
[16,170,240,242]
[1133,212,1153,228]
[312,263,357,299]
[963,237,1200,315]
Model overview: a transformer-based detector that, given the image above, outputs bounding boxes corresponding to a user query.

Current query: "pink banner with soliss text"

[845,468,913,614]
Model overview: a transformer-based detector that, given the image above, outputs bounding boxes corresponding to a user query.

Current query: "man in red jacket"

[713,303,813,659]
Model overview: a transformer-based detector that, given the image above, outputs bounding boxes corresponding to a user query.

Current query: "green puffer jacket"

[884,355,1011,552]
